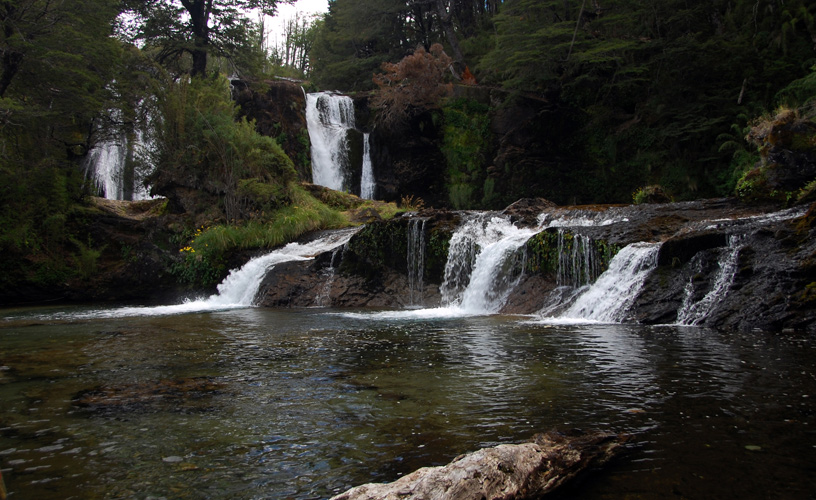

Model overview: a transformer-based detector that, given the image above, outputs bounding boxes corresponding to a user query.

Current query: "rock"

[329,430,628,500]
[502,198,558,226]
[72,377,225,413]
[232,79,310,181]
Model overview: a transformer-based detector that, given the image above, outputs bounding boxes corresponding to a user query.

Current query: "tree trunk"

[182,0,212,77]
[435,0,466,72]
[0,49,22,98]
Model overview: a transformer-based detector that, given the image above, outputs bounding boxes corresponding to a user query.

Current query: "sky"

[264,0,328,49]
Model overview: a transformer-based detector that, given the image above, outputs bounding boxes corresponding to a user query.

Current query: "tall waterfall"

[360,133,375,199]
[84,132,153,201]
[407,218,427,306]
[305,91,374,197]
[84,136,129,200]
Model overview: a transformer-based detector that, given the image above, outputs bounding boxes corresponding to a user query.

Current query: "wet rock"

[72,377,225,414]
[502,198,558,226]
[330,430,628,500]
[657,232,728,267]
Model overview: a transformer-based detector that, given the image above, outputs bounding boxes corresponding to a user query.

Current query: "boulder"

[330,430,628,500]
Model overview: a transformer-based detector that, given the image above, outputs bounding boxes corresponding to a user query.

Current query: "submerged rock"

[330,430,628,500]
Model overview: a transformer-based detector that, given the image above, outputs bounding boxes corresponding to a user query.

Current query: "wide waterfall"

[48,228,360,320]
[305,91,375,198]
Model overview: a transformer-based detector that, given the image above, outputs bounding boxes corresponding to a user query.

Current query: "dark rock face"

[257,212,458,309]
[368,111,449,206]
[256,197,815,333]
[633,208,816,331]
[233,79,311,181]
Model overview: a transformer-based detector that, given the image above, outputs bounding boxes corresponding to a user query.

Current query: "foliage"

[440,98,494,209]
[310,0,417,90]
[632,185,672,205]
[120,0,278,77]
[268,12,320,77]
[399,195,425,210]
[180,184,345,260]
[144,74,297,220]
[371,43,454,128]
[70,236,106,281]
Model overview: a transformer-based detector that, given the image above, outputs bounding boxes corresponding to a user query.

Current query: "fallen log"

[330,430,628,500]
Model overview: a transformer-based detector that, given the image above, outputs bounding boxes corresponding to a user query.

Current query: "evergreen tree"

[122,0,280,77]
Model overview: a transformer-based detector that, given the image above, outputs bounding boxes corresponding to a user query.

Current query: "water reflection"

[0,308,814,499]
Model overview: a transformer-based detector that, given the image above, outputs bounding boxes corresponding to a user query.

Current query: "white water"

[305,91,375,197]
[84,138,128,200]
[440,215,540,314]
[48,228,360,320]
[306,92,355,192]
[407,218,427,307]
[84,107,153,201]
[543,242,661,323]
[676,235,744,325]
[360,133,375,199]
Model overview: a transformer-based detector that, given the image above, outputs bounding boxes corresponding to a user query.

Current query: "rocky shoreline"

[4,196,814,333]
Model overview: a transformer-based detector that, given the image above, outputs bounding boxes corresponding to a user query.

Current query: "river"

[1,305,815,499]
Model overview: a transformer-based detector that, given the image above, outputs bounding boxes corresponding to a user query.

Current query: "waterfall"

[84,136,128,200]
[407,218,427,306]
[676,235,744,325]
[305,91,374,196]
[83,107,154,201]
[556,230,603,288]
[441,215,538,314]
[314,247,344,307]
[558,242,661,322]
[306,92,355,192]
[360,133,375,199]
[57,228,360,319]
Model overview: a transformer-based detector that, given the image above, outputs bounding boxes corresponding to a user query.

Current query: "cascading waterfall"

[407,218,427,306]
[56,228,360,320]
[360,133,375,200]
[314,246,345,307]
[441,215,539,314]
[559,242,661,322]
[305,92,374,196]
[676,234,744,325]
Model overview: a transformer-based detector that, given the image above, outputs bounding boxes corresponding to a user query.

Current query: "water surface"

[1,306,814,499]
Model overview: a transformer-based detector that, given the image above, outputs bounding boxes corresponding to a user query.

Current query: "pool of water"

[1,306,815,499]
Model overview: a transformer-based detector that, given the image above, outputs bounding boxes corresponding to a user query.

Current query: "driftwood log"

[330,430,628,500]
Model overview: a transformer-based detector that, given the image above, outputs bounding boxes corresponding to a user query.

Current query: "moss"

[524,229,621,282]
[339,217,454,284]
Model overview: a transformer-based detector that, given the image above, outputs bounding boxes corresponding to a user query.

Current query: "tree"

[144,75,297,219]
[371,43,453,127]
[269,11,318,76]
[122,0,280,76]
[311,0,413,90]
